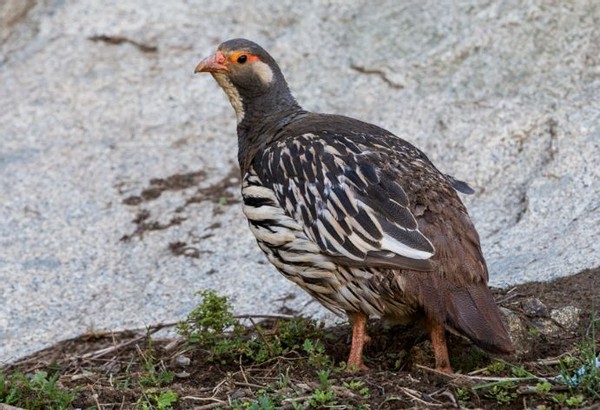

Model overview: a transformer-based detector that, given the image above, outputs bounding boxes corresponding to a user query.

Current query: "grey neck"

[236,92,305,175]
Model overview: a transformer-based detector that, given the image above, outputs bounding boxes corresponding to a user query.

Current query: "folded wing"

[257,133,436,272]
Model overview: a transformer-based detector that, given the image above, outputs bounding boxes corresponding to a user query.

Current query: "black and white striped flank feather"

[251,128,439,272]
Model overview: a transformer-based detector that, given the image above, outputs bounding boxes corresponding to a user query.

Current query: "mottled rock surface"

[500,305,584,356]
[1,0,599,362]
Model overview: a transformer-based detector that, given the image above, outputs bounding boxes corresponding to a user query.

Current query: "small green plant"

[177,289,253,363]
[455,387,471,405]
[535,381,552,395]
[554,320,599,400]
[306,369,337,407]
[137,389,178,410]
[565,395,586,407]
[178,290,333,366]
[236,391,282,410]
[275,371,290,389]
[0,370,75,410]
[510,364,530,378]
[553,392,591,408]
[154,390,178,410]
[302,338,333,368]
[317,369,331,390]
[177,289,239,345]
[309,388,336,407]
[483,360,506,375]
[289,400,304,410]
[484,381,517,405]
[552,392,568,405]
[343,380,370,398]
[528,325,540,337]
[139,370,174,388]
[137,335,175,388]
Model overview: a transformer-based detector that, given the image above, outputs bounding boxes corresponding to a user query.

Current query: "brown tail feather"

[444,284,514,354]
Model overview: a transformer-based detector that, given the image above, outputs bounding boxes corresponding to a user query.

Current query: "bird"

[193,38,513,372]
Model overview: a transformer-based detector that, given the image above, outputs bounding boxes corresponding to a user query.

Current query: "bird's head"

[195,38,299,124]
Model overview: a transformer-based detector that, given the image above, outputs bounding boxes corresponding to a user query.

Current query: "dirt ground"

[2,267,599,409]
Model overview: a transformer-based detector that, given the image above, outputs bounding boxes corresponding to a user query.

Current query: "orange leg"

[347,312,370,371]
[427,318,452,373]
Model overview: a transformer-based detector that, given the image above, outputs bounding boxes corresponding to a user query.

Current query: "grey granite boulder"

[1,0,598,362]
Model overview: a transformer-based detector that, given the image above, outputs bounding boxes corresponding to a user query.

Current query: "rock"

[0,404,27,410]
[1,1,599,362]
[500,304,583,356]
[521,298,549,318]
[551,306,582,331]
[0,0,35,44]
[533,319,561,339]
[230,389,247,400]
[174,355,191,367]
[174,371,190,378]
[500,308,531,356]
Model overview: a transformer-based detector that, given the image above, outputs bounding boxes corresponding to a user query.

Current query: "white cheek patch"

[213,72,245,123]
[253,61,274,85]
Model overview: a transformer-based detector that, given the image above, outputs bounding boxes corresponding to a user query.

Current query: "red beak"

[194,50,228,73]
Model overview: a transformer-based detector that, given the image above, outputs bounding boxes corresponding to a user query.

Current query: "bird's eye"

[237,54,248,64]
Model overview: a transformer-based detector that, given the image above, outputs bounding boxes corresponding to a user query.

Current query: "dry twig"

[400,386,444,407]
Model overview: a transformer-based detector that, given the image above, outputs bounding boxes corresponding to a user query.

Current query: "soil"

[2,267,599,409]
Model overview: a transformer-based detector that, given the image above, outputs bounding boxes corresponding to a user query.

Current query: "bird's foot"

[346,359,369,373]
[347,312,370,372]
[435,365,453,374]
[428,318,454,374]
